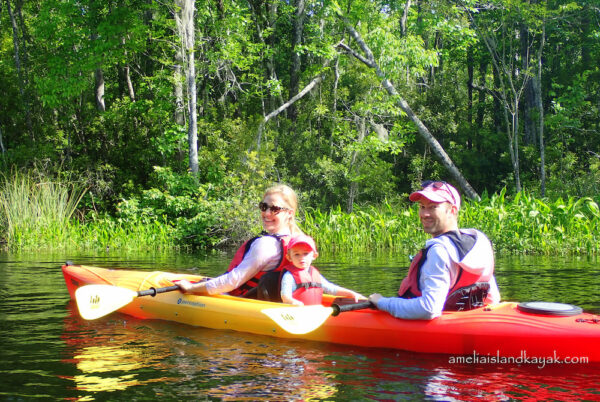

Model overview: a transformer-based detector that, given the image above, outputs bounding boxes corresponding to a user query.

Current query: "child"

[280,234,366,306]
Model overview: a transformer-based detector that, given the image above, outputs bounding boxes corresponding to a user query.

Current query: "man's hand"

[368,293,384,307]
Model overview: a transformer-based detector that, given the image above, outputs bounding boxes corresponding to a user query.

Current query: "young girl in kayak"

[176,184,302,299]
[280,234,365,306]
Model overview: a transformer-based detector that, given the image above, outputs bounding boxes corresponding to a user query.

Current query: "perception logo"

[177,298,205,307]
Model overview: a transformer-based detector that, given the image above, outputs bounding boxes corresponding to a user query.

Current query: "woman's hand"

[175,279,209,295]
[175,279,194,293]
[351,291,368,302]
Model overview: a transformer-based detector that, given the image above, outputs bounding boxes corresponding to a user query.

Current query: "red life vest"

[226,233,290,297]
[398,231,491,310]
[284,264,324,305]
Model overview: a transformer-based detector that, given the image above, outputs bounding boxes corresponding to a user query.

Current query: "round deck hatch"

[517,301,583,316]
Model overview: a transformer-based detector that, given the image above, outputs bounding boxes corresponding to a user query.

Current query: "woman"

[176,184,302,300]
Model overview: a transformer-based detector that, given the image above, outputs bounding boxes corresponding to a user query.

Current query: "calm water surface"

[1,251,599,401]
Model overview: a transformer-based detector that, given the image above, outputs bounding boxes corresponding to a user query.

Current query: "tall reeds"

[0,171,85,249]
[2,171,598,255]
[303,191,600,255]
[303,201,427,254]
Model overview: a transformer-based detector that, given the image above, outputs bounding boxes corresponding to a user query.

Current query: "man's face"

[417,199,457,237]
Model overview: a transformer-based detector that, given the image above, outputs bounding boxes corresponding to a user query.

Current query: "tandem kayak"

[62,264,600,362]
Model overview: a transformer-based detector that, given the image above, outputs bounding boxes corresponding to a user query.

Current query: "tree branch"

[335,11,480,200]
[254,63,329,150]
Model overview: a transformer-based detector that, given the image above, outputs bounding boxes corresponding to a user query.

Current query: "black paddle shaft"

[136,278,210,297]
[331,301,374,316]
[137,285,181,297]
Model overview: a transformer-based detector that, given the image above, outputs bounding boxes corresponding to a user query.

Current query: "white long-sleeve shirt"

[377,229,500,320]
[205,234,287,295]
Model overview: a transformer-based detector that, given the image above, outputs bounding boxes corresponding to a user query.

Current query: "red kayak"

[63,264,600,363]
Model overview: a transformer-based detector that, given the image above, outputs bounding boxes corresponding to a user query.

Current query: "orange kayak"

[62,264,600,363]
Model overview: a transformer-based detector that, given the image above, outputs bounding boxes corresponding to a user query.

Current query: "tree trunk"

[347,115,366,213]
[467,46,474,150]
[119,37,136,101]
[173,13,186,127]
[331,56,340,156]
[6,0,33,138]
[0,125,6,153]
[179,0,198,174]
[521,25,536,145]
[94,67,106,112]
[124,64,135,101]
[475,60,487,151]
[336,15,480,200]
[142,0,155,77]
[400,0,411,37]
[474,16,529,193]
[510,96,521,192]
[247,0,284,115]
[535,24,546,196]
[288,0,306,121]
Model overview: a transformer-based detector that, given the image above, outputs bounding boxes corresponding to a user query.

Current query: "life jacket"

[397,231,491,311]
[226,233,290,297]
[284,265,324,305]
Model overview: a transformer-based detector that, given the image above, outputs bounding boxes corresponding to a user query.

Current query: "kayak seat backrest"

[444,282,490,311]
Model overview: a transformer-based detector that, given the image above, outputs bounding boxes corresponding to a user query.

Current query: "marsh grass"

[462,189,600,254]
[66,217,177,251]
[1,171,598,255]
[304,190,600,255]
[0,171,85,249]
[0,171,177,251]
[303,201,427,255]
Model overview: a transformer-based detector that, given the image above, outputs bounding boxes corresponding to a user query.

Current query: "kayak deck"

[62,264,600,362]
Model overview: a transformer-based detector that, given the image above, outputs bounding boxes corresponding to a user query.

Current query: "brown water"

[1,251,599,400]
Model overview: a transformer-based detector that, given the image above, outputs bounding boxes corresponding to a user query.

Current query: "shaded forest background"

[1,0,599,249]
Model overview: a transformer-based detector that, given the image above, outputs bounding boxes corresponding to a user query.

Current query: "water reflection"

[62,302,176,395]
[1,252,599,400]
[60,299,600,401]
[62,301,339,400]
[315,346,600,401]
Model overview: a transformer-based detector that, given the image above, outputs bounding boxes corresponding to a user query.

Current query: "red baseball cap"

[287,234,318,254]
[409,181,461,209]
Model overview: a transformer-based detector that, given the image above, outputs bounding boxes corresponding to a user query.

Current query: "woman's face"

[260,193,293,234]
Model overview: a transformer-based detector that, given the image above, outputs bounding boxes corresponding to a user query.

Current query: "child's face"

[287,244,315,270]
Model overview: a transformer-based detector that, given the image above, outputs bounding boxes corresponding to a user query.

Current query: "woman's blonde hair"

[263,184,303,235]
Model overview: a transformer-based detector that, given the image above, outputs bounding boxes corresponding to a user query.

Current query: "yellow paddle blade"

[261,305,334,335]
[75,285,138,320]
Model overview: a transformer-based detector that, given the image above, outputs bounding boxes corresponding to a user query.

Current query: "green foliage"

[1,0,599,255]
[303,191,600,256]
[0,171,85,250]
[303,200,426,254]
[461,190,600,255]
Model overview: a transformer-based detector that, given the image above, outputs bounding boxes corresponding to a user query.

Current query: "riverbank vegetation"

[306,190,600,255]
[1,172,598,255]
[1,1,599,254]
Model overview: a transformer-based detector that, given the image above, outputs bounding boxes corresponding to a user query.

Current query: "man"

[368,181,500,319]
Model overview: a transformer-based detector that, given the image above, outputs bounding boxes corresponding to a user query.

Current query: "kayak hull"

[62,264,600,362]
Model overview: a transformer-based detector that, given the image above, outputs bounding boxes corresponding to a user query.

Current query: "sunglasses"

[258,201,290,215]
[421,180,457,205]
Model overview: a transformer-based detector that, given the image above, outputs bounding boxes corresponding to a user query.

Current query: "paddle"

[262,300,374,335]
[75,284,181,320]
